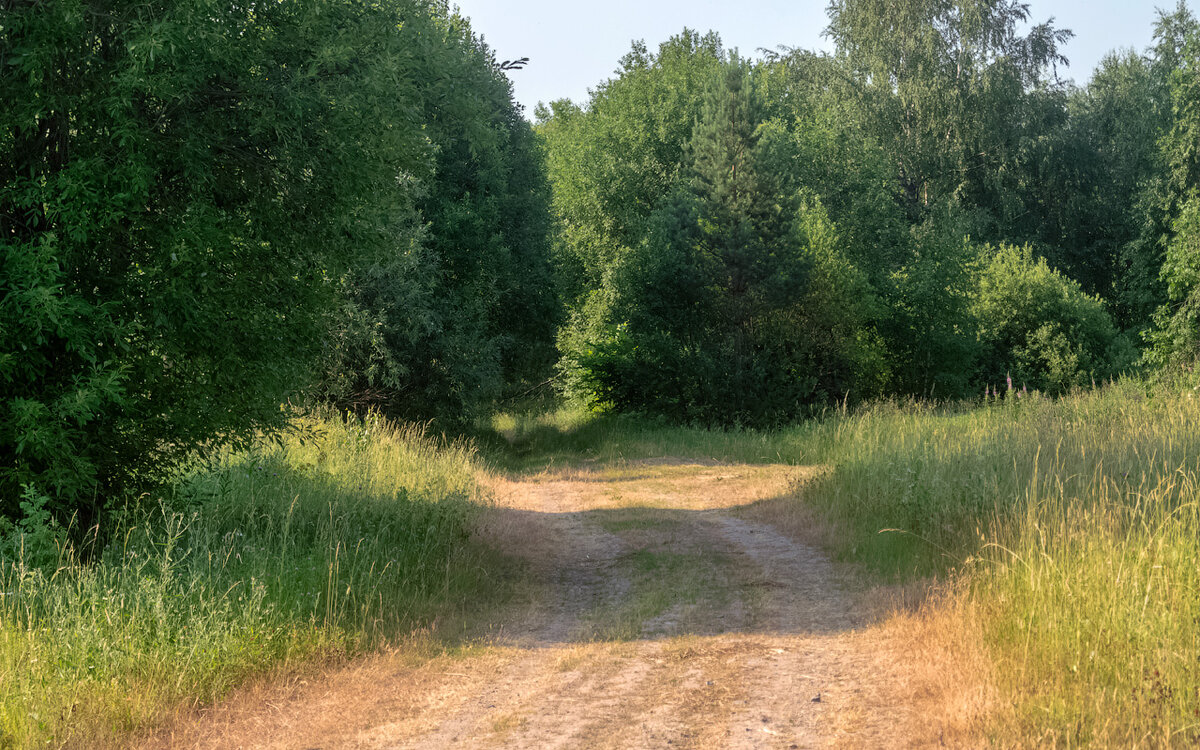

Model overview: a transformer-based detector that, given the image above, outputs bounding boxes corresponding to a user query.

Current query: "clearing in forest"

[145,461,982,749]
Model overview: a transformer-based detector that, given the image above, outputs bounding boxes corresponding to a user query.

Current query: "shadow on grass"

[469,410,821,476]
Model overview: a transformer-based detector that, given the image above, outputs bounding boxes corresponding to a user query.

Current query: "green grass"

[595,516,678,533]
[0,412,508,749]
[480,406,828,471]
[735,381,1198,743]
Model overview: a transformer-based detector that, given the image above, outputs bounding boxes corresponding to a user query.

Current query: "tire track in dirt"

[401,500,636,749]
[143,462,929,750]
[704,514,912,748]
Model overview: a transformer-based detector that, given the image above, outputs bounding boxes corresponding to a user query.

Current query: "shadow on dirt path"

[142,461,964,749]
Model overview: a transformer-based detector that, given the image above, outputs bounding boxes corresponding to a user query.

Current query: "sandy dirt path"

[144,461,962,749]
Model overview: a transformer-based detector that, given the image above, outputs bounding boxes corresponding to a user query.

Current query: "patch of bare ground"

[142,460,992,749]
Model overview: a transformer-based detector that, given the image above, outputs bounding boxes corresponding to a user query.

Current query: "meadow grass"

[481,404,826,470]
[773,382,1200,744]
[0,412,506,749]
[490,382,1200,745]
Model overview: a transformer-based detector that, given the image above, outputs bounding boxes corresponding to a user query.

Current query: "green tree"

[755,49,908,288]
[971,245,1128,394]
[570,60,882,423]
[0,0,556,522]
[883,220,982,397]
[825,0,1072,225]
[1148,22,1200,367]
[1116,3,1199,331]
[536,30,727,300]
[320,5,559,424]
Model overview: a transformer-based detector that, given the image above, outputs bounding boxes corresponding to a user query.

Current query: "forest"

[3,0,1200,746]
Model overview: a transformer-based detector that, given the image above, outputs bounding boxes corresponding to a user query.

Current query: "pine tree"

[686,59,812,414]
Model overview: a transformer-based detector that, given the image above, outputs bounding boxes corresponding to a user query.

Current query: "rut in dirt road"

[145,462,934,750]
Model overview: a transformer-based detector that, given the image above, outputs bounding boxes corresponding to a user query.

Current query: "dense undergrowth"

[0,413,503,749]
[489,380,1200,745]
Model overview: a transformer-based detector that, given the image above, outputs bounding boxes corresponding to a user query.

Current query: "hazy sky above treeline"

[452,0,1200,116]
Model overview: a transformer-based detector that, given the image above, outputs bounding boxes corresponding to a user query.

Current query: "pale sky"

[451,0,1198,116]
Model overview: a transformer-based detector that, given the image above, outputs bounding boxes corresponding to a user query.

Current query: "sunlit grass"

[480,404,827,471]
[0,412,504,748]
[774,383,1200,745]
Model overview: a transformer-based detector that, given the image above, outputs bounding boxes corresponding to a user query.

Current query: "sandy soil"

[142,461,973,749]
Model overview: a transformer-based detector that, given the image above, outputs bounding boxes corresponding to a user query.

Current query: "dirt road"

[147,461,972,749]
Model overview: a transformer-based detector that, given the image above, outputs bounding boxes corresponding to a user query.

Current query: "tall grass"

[8,385,1198,746]
[0,412,497,748]
[778,382,1200,745]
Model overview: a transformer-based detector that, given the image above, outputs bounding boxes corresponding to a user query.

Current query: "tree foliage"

[825,0,1072,223]
[971,245,1128,394]
[539,3,1180,419]
[318,6,558,424]
[0,0,557,521]
[1150,21,1200,367]
[561,59,883,424]
[536,30,726,300]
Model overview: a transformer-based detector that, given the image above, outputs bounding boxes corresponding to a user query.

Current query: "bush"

[970,244,1129,394]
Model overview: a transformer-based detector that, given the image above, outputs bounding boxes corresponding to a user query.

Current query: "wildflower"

[1006,372,1013,393]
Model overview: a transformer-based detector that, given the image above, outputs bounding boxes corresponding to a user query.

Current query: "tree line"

[542,1,1200,422]
[3,0,1200,524]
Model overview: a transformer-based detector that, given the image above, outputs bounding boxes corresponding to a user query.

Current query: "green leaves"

[971,244,1125,393]
[826,0,1073,228]
[538,30,726,295]
[564,57,883,425]
[316,3,558,424]
[1,0,501,521]
[1145,14,1200,368]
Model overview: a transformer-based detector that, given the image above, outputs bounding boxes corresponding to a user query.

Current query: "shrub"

[970,244,1128,393]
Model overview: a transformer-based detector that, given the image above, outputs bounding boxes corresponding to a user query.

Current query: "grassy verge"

[489,382,1200,745]
[8,383,1198,747]
[789,382,1200,745]
[0,412,508,749]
